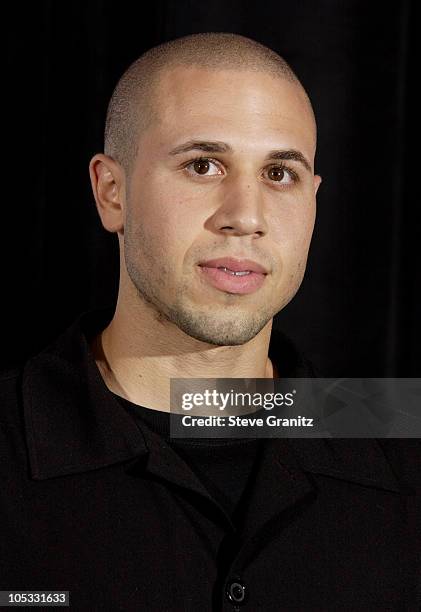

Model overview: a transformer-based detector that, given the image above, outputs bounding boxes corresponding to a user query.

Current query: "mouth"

[197,264,267,295]
[198,257,268,275]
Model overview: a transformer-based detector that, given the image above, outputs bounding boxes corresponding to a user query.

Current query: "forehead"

[149,65,316,153]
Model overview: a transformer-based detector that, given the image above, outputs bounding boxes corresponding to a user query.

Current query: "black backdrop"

[4,0,420,377]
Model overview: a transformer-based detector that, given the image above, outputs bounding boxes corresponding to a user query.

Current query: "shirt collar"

[22,306,148,480]
[21,306,405,495]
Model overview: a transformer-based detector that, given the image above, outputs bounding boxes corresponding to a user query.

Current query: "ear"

[313,174,322,195]
[89,153,126,233]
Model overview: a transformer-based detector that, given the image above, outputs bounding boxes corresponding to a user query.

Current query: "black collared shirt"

[113,391,265,521]
[0,306,420,611]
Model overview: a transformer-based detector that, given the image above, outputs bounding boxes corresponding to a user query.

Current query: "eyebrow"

[168,140,312,173]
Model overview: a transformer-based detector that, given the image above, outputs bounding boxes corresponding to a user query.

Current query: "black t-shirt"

[111,391,265,520]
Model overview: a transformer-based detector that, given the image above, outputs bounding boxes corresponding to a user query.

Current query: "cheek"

[272,199,315,251]
[288,257,306,289]
[156,200,200,255]
[129,191,200,269]
[271,199,315,283]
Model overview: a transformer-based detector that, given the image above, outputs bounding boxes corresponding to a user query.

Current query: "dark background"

[4,0,419,376]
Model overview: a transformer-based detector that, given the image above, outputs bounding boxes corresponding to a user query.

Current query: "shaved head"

[104,32,316,184]
[89,30,322,368]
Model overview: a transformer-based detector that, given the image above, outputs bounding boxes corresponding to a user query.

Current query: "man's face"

[123,66,321,346]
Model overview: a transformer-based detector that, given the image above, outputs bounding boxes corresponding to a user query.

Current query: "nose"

[205,173,269,237]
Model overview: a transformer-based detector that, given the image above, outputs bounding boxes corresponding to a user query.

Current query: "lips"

[198,257,268,275]
[198,265,267,294]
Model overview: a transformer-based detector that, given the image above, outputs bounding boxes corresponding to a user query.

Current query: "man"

[1,32,419,611]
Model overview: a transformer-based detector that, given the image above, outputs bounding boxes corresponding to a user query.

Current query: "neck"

[90,299,277,413]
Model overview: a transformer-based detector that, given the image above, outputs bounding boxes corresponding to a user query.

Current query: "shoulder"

[0,365,27,475]
[376,438,421,489]
[0,365,24,427]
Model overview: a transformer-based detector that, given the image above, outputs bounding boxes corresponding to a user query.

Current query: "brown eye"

[193,159,211,175]
[185,158,221,177]
[268,167,286,181]
[267,165,296,186]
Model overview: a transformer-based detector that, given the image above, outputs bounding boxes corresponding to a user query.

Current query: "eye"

[266,164,297,185]
[184,157,223,176]
[183,156,299,186]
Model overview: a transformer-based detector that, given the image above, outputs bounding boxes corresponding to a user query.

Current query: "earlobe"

[88,153,125,233]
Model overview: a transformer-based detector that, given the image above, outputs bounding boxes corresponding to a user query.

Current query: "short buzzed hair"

[104,32,314,184]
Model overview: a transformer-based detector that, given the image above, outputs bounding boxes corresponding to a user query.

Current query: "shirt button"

[226,579,246,604]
